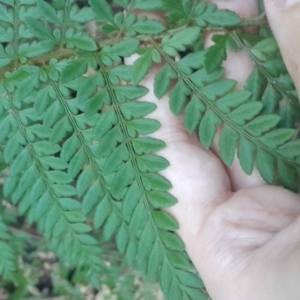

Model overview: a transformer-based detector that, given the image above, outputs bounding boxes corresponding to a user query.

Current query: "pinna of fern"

[0,0,299,299]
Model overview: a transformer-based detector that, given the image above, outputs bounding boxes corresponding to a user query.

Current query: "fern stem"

[8,225,42,241]
[186,0,198,26]
[60,0,72,47]
[12,0,20,68]
[6,94,52,194]
[239,13,268,28]
[51,80,108,186]
[0,48,77,80]
[114,0,136,41]
[13,0,19,45]
[0,17,270,80]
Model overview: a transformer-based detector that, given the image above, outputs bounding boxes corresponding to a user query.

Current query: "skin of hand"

[127,0,300,299]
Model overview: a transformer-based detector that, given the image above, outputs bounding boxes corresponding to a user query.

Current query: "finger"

[264,0,300,94]
[209,0,265,190]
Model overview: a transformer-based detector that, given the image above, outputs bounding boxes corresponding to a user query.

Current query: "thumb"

[264,0,300,93]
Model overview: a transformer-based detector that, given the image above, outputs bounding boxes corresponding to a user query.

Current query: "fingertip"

[264,0,300,93]
[265,0,300,10]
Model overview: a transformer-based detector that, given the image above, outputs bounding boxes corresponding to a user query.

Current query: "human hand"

[129,0,300,299]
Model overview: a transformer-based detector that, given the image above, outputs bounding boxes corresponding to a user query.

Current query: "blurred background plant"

[0,165,163,300]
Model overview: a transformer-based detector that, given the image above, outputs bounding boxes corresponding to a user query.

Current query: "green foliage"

[0,0,298,299]
[0,216,16,280]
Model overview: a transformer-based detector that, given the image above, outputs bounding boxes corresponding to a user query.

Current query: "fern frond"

[76,38,203,299]
[154,28,300,192]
